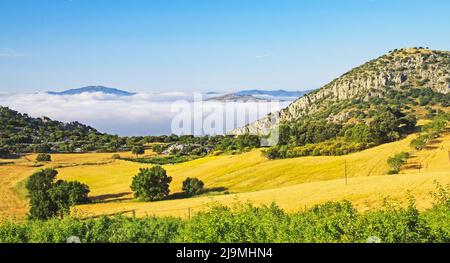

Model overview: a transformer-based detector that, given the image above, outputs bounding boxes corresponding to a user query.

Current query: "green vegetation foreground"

[1,185,448,243]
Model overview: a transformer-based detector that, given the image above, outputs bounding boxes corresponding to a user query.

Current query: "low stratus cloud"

[0,92,290,136]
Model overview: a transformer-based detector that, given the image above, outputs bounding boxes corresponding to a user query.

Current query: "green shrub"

[36,153,51,162]
[1,190,449,243]
[131,145,145,157]
[26,169,90,220]
[387,152,410,174]
[130,166,172,201]
[182,178,204,196]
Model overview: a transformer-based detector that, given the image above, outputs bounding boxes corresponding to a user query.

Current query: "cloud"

[0,48,26,58]
[0,92,290,136]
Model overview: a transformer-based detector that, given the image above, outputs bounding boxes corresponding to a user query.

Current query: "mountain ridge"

[231,47,450,135]
[207,89,313,102]
[48,86,136,96]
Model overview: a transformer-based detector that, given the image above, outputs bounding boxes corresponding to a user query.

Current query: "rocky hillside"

[231,48,450,135]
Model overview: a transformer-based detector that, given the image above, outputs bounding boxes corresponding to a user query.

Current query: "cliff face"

[231,48,450,135]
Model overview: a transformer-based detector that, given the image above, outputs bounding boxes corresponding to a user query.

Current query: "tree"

[26,168,90,220]
[36,153,51,162]
[387,152,409,174]
[48,180,90,217]
[182,177,205,196]
[344,124,373,144]
[131,166,172,201]
[132,145,145,157]
[26,169,58,219]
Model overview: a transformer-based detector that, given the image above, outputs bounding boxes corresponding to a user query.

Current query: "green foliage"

[216,134,260,152]
[131,145,145,157]
[2,188,448,243]
[410,113,450,150]
[410,134,432,150]
[182,178,205,196]
[344,124,373,144]
[123,155,199,165]
[0,106,127,154]
[0,216,182,243]
[36,153,51,162]
[263,138,371,159]
[130,166,172,201]
[25,169,90,220]
[278,120,342,146]
[151,144,167,154]
[266,106,418,159]
[387,152,410,174]
[48,181,90,216]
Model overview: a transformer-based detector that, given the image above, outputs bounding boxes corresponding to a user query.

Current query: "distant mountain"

[206,93,268,102]
[235,89,312,98]
[48,86,135,96]
[207,89,312,102]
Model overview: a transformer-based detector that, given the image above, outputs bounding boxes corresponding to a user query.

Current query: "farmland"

[1,131,449,220]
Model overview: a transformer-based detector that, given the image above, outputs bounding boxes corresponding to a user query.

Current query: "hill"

[235,89,312,98]
[207,89,312,102]
[47,85,135,96]
[232,48,450,135]
[61,130,449,218]
[0,106,124,155]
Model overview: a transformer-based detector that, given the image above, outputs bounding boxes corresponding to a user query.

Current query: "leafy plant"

[36,153,51,162]
[182,178,205,196]
[26,169,90,219]
[130,166,172,201]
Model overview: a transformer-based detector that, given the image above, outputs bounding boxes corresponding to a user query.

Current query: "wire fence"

[80,193,242,220]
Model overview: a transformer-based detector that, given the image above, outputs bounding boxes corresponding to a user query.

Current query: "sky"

[1,0,450,93]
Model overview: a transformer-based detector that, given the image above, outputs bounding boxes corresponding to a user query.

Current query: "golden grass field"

[1,131,449,220]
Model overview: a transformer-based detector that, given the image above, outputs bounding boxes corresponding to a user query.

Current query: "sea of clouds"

[0,92,291,136]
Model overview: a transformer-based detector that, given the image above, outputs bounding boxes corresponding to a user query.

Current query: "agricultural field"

[1,131,448,220]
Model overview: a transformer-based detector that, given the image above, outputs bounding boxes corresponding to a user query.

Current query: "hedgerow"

[1,185,448,243]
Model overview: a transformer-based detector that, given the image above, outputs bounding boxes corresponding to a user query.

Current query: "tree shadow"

[166,187,229,200]
[402,163,422,170]
[90,192,133,203]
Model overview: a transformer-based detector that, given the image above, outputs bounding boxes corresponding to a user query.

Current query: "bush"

[1,189,449,243]
[111,154,121,159]
[182,178,204,196]
[36,153,51,162]
[131,166,172,201]
[26,169,90,220]
[123,155,199,165]
[48,181,90,216]
[131,145,145,157]
[387,152,410,174]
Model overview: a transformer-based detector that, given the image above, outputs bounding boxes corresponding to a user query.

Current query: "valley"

[1,129,448,220]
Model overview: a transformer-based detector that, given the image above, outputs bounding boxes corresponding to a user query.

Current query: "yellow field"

[74,171,449,218]
[0,150,154,220]
[0,159,37,219]
[1,132,449,220]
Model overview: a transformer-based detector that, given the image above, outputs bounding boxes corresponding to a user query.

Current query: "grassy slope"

[71,132,449,218]
[0,150,154,220]
[1,132,449,220]
[57,133,418,198]
[74,171,449,219]
[0,160,37,219]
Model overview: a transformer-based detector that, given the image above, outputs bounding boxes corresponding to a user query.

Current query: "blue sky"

[1,0,449,93]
